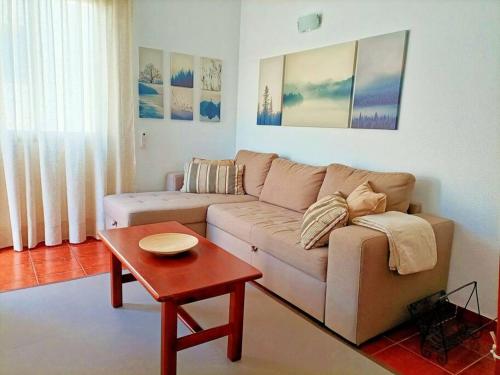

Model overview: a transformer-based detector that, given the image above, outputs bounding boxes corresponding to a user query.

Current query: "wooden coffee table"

[99,221,262,375]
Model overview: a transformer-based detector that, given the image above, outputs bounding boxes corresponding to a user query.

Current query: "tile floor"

[0,238,109,292]
[0,239,497,375]
[360,320,497,374]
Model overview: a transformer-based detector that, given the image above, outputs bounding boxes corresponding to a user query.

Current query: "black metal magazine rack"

[407,281,481,364]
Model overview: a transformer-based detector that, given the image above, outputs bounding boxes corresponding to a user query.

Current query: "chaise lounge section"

[103,150,454,345]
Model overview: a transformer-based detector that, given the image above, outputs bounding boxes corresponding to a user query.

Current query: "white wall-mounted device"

[297,13,322,33]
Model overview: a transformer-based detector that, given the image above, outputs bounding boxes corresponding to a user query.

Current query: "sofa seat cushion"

[207,201,328,281]
[318,164,415,213]
[207,201,301,243]
[104,191,257,227]
[251,221,328,282]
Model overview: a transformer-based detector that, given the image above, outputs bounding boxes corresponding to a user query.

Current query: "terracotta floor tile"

[37,269,86,285]
[461,322,496,356]
[33,258,83,276]
[76,254,109,269]
[30,241,48,249]
[30,245,73,262]
[460,308,493,327]
[69,241,107,257]
[460,355,496,375]
[69,237,99,246]
[84,264,109,276]
[0,262,36,282]
[374,345,450,375]
[399,333,425,353]
[384,321,419,342]
[400,333,483,373]
[0,249,31,266]
[360,336,395,355]
[0,276,37,292]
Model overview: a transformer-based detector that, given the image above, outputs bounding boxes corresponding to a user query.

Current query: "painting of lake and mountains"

[139,47,164,119]
[351,31,408,130]
[257,56,284,125]
[171,53,194,88]
[200,91,221,122]
[282,42,356,128]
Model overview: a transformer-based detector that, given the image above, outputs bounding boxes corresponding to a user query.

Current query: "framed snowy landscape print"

[138,47,164,119]
[200,91,221,122]
[170,53,194,121]
[171,86,193,121]
[200,57,222,92]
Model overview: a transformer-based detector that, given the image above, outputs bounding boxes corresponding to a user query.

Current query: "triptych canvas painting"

[257,30,408,130]
[138,49,222,122]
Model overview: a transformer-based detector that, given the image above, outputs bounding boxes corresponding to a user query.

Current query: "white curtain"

[0,0,135,251]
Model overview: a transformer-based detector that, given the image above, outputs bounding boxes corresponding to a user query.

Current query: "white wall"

[236,0,500,317]
[133,0,241,191]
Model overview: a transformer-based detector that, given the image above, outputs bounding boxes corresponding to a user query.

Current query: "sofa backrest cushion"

[235,150,278,197]
[318,164,415,213]
[259,158,326,212]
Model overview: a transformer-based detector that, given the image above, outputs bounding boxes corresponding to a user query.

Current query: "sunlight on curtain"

[0,0,135,250]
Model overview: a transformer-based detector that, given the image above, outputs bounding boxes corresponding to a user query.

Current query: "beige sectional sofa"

[103,150,454,345]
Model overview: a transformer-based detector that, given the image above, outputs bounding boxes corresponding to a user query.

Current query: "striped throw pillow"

[183,162,245,195]
[180,158,235,191]
[300,193,349,249]
[192,157,234,166]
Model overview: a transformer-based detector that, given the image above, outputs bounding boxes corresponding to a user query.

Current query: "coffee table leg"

[227,282,245,361]
[110,253,122,308]
[161,301,178,375]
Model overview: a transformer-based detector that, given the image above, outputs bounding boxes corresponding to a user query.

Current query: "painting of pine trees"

[254,31,407,129]
[351,31,408,130]
[170,53,194,88]
[257,56,284,126]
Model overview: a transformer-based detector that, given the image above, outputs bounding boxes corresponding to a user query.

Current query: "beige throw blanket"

[352,211,437,275]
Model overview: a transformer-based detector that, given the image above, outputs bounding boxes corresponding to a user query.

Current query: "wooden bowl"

[138,233,198,256]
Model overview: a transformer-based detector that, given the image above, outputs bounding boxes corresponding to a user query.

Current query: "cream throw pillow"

[346,181,387,222]
[300,193,349,250]
[182,162,245,195]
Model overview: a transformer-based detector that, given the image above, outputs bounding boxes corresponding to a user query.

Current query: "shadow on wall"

[412,177,441,213]
[446,226,498,318]
[414,176,498,318]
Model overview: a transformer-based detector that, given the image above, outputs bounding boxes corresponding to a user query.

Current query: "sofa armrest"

[165,171,184,191]
[324,213,454,345]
